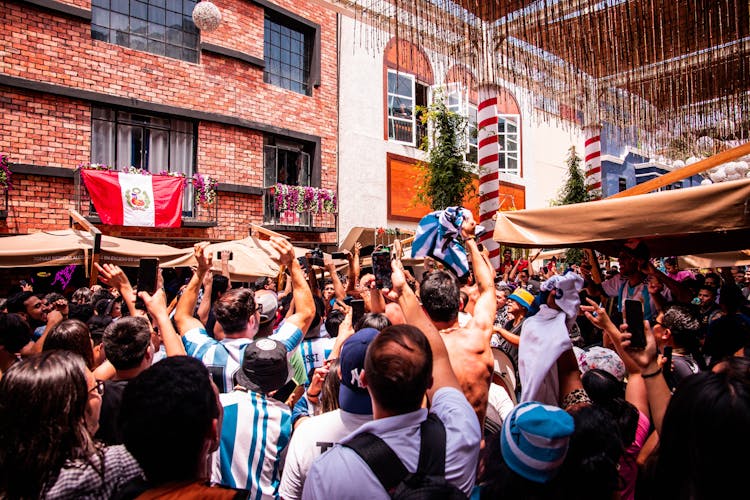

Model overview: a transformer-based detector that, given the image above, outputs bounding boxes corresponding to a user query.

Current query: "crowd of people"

[1,214,749,499]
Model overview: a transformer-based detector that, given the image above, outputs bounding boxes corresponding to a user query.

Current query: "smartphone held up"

[624,299,647,350]
[137,258,160,295]
[371,249,392,290]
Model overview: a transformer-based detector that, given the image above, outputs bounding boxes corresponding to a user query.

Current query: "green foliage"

[415,89,475,211]
[553,146,590,265]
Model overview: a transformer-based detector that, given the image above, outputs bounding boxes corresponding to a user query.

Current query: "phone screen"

[216,251,234,261]
[662,346,673,375]
[137,258,159,295]
[624,299,646,350]
[371,250,392,289]
[350,299,365,325]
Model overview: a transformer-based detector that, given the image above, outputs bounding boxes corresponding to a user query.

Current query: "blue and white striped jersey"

[299,337,335,378]
[182,320,303,393]
[211,390,292,499]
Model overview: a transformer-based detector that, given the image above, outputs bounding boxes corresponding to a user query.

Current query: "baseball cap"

[574,345,626,382]
[254,290,279,325]
[234,338,290,394]
[508,289,534,310]
[338,327,378,415]
[501,401,575,483]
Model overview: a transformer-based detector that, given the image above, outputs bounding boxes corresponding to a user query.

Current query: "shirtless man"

[413,212,496,427]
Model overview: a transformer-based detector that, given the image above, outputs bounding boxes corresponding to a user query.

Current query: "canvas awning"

[0,229,190,268]
[338,226,415,253]
[492,178,750,258]
[679,250,750,269]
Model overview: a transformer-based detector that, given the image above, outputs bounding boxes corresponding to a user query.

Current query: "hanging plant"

[274,183,337,214]
[0,154,13,190]
[193,172,218,206]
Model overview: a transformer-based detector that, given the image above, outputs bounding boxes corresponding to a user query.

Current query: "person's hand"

[46,309,64,328]
[647,277,663,295]
[337,305,354,340]
[618,319,659,372]
[95,262,131,291]
[580,297,616,332]
[359,273,376,291]
[202,269,214,288]
[138,288,168,318]
[307,365,329,399]
[53,297,69,318]
[353,242,361,256]
[20,281,33,292]
[193,242,212,272]
[384,258,407,302]
[324,254,334,268]
[270,236,294,267]
[220,250,231,263]
[460,210,477,240]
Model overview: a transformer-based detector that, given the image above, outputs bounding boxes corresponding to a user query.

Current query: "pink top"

[618,410,651,500]
[667,269,695,282]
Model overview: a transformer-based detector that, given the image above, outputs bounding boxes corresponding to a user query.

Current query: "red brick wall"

[0,0,338,244]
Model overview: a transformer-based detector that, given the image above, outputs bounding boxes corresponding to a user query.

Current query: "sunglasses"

[89,380,105,396]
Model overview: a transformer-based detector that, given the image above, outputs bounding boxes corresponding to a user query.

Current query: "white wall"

[336,16,586,245]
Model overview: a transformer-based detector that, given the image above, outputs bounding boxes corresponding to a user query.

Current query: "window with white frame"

[387,70,416,145]
[91,106,196,210]
[498,114,520,175]
[445,85,478,168]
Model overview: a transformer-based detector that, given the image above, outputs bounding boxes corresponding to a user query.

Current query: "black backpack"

[343,413,469,500]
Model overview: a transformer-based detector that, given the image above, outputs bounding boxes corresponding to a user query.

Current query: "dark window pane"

[111,0,129,14]
[91,26,107,41]
[92,9,109,26]
[111,12,129,31]
[148,22,165,41]
[131,17,147,35]
[167,0,181,12]
[183,0,196,13]
[166,10,182,27]
[92,0,109,8]
[130,34,147,50]
[131,1,147,19]
[152,0,166,8]
[166,26,181,44]
[148,5,166,24]
[182,31,196,46]
[114,30,129,45]
[148,39,166,55]
[183,47,197,63]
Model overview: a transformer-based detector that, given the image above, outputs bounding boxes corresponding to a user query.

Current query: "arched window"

[383,39,434,147]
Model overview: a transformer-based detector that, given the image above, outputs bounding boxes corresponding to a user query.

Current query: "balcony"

[74,171,218,227]
[262,186,336,233]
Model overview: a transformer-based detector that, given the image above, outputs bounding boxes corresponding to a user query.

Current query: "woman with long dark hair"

[0,350,143,499]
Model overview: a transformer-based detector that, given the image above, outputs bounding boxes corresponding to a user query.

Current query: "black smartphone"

[350,298,365,325]
[271,379,297,403]
[371,249,392,289]
[662,346,673,375]
[216,251,234,260]
[624,299,646,350]
[331,251,347,260]
[297,256,310,272]
[137,258,159,295]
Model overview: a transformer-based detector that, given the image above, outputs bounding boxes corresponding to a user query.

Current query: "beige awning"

[679,250,750,269]
[492,179,750,258]
[0,229,190,268]
[338,226,415,252]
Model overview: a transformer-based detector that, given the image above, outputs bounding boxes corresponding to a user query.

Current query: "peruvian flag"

[81,170,184,227]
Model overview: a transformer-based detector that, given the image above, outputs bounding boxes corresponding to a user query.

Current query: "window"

[498,114,520,175]
[264,15,312,95]
[263,140,311,188]
[91,107,196,210]
[387,70,428,146]
[91,0,199,63]
[445,85,478,167]
[618,177,627,192]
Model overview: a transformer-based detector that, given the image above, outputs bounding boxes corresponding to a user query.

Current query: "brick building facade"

[1,0,338,250]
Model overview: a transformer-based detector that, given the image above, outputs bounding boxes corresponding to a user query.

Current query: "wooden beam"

[249,223,290,240]
[69,209,102,285]
[609,141,750,199]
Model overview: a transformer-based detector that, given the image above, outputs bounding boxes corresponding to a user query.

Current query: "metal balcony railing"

[74,171,218,226]
[262,186,336,231]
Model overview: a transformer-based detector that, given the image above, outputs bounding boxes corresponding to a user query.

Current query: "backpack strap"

[344,432,408,492]
[416,413,447,476]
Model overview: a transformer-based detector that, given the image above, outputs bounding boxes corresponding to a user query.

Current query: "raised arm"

[386,250,461,396]
[174,242,212,335]
[196,270,214,325]
[272,237,314,334]
[346,242,362,296]
[219,250,231,279]
[95,262,138,317]
[139,288,186,356]
[463,218,496,343]
[324,255,347,301]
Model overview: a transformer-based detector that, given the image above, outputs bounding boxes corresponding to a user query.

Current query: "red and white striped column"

[477,86,500,270]
[584,127,602,200]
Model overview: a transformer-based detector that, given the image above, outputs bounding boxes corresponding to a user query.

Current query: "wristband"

[306,391,320,399]
[641,367,662,379]
[464,235,476,241]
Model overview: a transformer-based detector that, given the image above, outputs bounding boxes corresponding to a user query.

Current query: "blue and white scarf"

[411,206,471,279]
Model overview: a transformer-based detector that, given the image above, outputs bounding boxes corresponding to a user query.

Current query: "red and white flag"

[81,170,184,227]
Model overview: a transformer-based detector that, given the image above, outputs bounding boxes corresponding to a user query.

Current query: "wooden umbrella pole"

[609,141,750,199]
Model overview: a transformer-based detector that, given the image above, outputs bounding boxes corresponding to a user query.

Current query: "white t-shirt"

[279,409,372,500]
